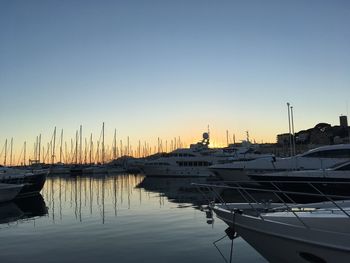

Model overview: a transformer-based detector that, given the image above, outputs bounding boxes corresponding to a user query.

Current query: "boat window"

[193,162,198,166]
[303,149,350,158]
[202,161,209,166]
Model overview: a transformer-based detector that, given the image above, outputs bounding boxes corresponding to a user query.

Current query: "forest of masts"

[0,123,195,167]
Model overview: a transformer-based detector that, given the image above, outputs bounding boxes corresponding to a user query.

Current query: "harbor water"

[0,174,266,263]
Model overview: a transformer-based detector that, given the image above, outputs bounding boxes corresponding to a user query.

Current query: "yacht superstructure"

[210,144,350,181]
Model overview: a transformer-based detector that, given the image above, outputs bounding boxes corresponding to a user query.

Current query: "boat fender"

[225,227,238,240]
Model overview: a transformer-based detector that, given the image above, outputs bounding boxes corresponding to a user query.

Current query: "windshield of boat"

[302,148,350,158]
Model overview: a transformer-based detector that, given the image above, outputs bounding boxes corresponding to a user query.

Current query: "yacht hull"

[236,223,350,263]
[209,167,250,181]
[213,204,350,263]
[142,166,215,177]
[0,171,47,198]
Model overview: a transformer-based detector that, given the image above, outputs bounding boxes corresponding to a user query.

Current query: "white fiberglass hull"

[237,222,350,263]
[213,203,350,263]
[209,155,349,182]
[209,167,250,181]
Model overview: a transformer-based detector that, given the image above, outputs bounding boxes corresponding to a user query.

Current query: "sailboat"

[83,123,108,175]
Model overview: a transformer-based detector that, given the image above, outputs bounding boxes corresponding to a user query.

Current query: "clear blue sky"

[1,0,350,155]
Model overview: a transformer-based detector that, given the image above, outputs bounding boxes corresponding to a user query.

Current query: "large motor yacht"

[140,133,271,177]
[140,133,220,177]
[209,144,350,182]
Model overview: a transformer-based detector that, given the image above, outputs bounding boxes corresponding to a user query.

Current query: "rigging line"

[213,234,229,263]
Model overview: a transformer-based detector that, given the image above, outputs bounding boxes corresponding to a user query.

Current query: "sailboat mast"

[226,130,229,146]
[60,129,63,163]
[52,127,56,164]
[23,141,26,166]
[65,141,68,163]
[10,138,13,166]
[38,134,41,163]
[89,133,92,164]
[102,122,105,164]
[84,138,87,164]
[4,139,7,166]
[127,136,130,156]
[75,130,78,164]
[113,129,116,160]
[120,140,123,157]
[79,125,82,164]
[138,140,141,158]
[34,136,38,161]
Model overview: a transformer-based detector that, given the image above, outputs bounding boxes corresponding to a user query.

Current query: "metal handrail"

[192,180,350,221]
[193,182,350,200]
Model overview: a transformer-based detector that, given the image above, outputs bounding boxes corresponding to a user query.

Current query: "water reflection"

[42,173,145,224]
[41,174,220,225]
[0,194,47,226]
[0,174,265,263]
[136,177,218,209]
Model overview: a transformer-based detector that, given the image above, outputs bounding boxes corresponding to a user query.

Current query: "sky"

[1,0,350,160]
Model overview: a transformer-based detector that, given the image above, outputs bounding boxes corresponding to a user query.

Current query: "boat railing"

[192,180,350,227]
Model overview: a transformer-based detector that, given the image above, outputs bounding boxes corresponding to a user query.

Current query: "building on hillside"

[277,115,350,146]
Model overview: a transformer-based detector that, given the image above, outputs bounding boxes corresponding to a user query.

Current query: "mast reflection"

[42,174,145,224]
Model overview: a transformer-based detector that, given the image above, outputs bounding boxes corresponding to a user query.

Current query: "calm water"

[0,174,266,263]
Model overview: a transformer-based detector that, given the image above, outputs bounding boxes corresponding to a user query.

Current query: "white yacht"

[250,160,350,181]
[210,144,350,181]
[140,134,218,177]
[141,134,274,177]
[248,161,350,196]
[210,186,350,263]
[222,140,274,161]
[192,180,350,263]
[212,199,350,263]
[141,133,238,177]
